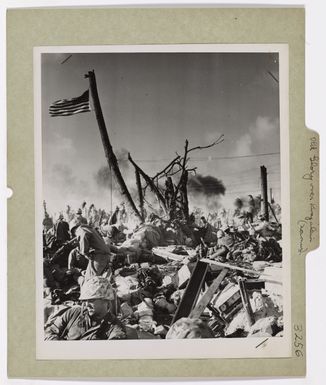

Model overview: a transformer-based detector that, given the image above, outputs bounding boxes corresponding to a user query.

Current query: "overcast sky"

[41,52,280,214]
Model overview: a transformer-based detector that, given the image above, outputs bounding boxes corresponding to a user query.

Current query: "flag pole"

[85,70,142,222]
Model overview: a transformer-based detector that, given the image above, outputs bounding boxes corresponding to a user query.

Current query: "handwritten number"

[295,350,303,357]
[294,341,303,349]
[294,324,303,332]
[293,325,304,358]
[295,332,303,340]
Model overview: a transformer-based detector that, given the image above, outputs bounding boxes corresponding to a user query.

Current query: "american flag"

[49,90,91,117]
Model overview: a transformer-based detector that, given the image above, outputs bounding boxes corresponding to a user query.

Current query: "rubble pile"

[43,201,283,340]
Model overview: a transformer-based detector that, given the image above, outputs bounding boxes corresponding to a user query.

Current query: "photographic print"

[35,45,290,359]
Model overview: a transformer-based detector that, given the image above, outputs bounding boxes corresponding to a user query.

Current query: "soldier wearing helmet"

[54,213,70,246]
[166,317,214,339]
[76,208,88,225]
[210,226,235,262]
[69,217,111,281]
[232,197,246,226]
[45,277,126,340]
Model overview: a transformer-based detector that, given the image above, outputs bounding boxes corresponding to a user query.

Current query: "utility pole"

[85,70,142,221]
[270,187,273,203]
[260,165,269,221]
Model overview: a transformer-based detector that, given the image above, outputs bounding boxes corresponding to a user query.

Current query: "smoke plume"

[188,174,225,197]
[94,148,130,189]
[188,174,226,214]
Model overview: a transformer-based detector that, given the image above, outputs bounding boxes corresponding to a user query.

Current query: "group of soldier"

[42,196,281,340]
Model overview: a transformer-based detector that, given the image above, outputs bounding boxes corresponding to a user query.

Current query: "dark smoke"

[95,165,113,188]
[50,163,89,197]
[94,148,130,189]
[188,174,226,197]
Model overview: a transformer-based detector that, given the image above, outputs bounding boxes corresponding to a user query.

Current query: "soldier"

[44,276,126,340]
[54,213,70,246]
[43,213,56,252]
[209,226,235,262]
[69,218,111,282]
[232,198,246,227]
[246,195,256,223]
[67,247,89,283]
[76,208,88,225]
[199,216,217,245]
[166,317,214,339]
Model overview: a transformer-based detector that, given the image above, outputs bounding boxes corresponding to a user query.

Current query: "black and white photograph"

[35,45,290,359]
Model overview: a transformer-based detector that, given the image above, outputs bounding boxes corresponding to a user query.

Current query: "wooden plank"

[152,247,185,262]
[190,268,228,319]
[171,261,208,324]
[238,278,255,326]
[201,258,263,276]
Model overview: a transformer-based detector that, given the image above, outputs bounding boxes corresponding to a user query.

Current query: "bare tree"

[128,134,224,222]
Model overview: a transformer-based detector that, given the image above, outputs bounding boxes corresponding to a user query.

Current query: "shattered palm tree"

[128,135,225,222]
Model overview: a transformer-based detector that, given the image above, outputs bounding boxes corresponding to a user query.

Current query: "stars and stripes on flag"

[49,90,91,117]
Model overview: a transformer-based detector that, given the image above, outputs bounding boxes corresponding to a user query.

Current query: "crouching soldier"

[69,218,111,282]
[66,247,89,283]
[45,277,126,340]
[208,227,235,262]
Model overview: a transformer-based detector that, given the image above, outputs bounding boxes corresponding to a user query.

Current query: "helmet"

[249,228,255,236]
[234,198,243,206]
[216,229,224,238]
[69,218,81,232]
[166,317,214,339]
[79,276,115,301]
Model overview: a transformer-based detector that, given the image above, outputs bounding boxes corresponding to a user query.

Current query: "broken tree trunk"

[135,168,145,221]
[86,70,142,221]
[128,135,224,222]
[260,165,269,221]
[178,169,189,221]
[165,140,190,221]
[128,152,168,214]
[164,177,177,219]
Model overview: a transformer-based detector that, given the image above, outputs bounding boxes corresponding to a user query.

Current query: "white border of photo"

[34,43,291,360]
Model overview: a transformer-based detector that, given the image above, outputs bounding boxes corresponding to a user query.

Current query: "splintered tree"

[128,135,224,222]
[86,70,142,222]
[85,69,223,224]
